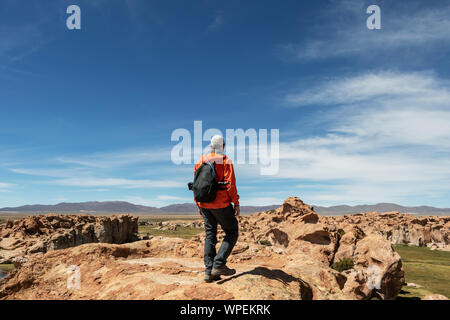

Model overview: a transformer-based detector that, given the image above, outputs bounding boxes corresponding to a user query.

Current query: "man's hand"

[234,204,240,217]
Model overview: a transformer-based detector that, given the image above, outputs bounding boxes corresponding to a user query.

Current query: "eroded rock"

[0,214,138,264]
[0,197,410,300]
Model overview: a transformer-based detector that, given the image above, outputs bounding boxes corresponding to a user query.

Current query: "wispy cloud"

[0,1,57,81]
[10,147,181,190]
[242,71,450,205]
[0,182,14,188]
[118,195,191,207]
[284,71,450,148]
[155,195,190,201]
[285,71,450,107]
[10,168,90,178]
[206,13,224,32]
[241,196,283,206]
[0,23,44,61]
[281,2,450,61]
[56,147,171,168]
[52,177,183,189]
[0,182,15,192]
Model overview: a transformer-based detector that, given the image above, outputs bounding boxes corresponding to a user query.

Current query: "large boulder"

[339,234,404,299]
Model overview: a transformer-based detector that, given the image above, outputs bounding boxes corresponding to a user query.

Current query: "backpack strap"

[204,161,216,179]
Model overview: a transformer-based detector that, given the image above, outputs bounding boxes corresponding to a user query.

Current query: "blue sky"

[1,0,450,208]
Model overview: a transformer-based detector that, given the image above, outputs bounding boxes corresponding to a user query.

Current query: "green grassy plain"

[139,225,203,239]
[138,215,199,222]
[0,264,14,272]
[0,264,14,278]
[0,214,23,226]
[394,245,450,299]
[138,216,203,239]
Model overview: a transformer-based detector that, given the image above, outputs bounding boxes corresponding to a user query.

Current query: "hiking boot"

[211,265,236,277]
[204,273,221,283]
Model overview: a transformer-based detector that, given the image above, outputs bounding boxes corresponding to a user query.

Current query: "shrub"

[332,258,354,272]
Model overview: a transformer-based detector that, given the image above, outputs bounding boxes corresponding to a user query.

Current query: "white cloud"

[118,195,191,207]
[285,71,450,107]
[10,168,89,178]
[242,197,283,206]
[0,182,14,191]
[281,3,450,61]
[10,148,183,191]
[56,147,171,168]
[285,71,450,148]
[155,195,190,201]
[247,71,450,205]
[53,177,183,189]
[118,196,156,207]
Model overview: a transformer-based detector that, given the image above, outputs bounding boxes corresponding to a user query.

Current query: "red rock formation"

[323,212,450,251]
[0,214,138,264]
[0,197,406,300]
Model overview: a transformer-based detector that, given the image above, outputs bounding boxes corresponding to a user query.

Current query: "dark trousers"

[201,204,239,274]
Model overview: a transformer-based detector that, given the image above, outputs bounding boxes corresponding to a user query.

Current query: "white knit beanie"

[210,135,225,153]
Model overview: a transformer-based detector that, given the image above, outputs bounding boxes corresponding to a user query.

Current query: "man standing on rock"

[193,135,240,283]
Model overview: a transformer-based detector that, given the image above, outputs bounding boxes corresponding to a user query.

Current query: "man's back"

[194,152,239,210]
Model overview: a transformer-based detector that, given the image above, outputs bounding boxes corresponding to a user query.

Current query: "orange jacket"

[194,153,240,209]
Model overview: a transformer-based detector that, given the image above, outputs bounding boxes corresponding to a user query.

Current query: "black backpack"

[188,160,228,203]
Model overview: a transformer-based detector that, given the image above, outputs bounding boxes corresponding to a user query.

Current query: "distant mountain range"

[0,201,279,214]
[0,201,449,215]
[313,203,450,215]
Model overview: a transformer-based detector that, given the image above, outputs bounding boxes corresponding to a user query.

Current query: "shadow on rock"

[216,266,313,300]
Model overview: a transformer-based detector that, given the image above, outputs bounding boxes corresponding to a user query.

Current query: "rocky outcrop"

[0,214,138,264]
[0,239,311,300]
[235,197,404,300]
[0,197,405,300]
[323,212,450,251]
